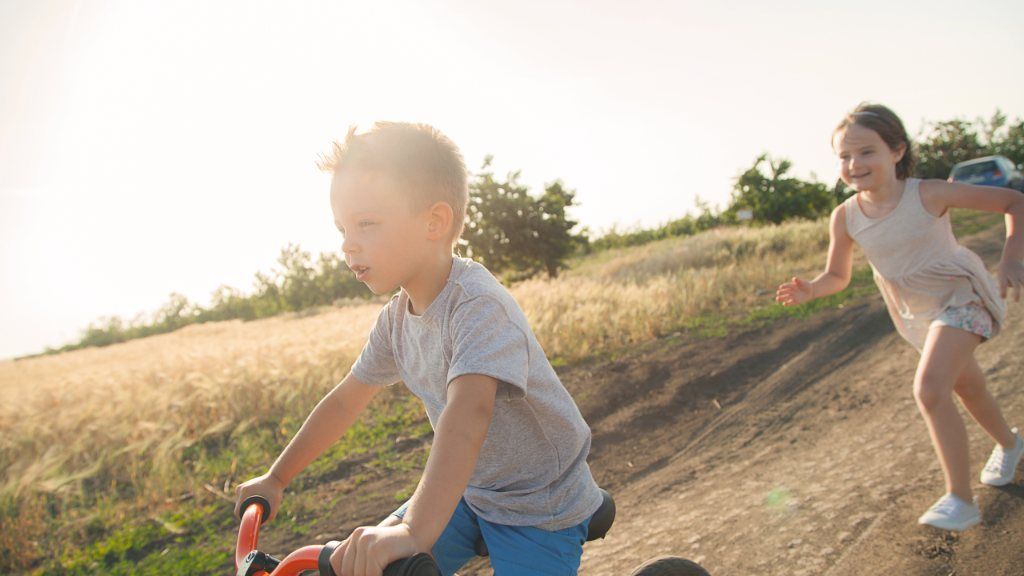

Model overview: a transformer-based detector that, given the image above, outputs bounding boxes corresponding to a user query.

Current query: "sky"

[2,0,1023,359]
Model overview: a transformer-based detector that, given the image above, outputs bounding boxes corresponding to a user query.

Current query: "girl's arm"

[776,204,855,306]
[921,179,1024,301]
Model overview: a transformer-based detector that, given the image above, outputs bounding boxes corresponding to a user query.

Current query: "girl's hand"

[776,277,814,306]
[998,258,1024,302]
[331,523,422,576]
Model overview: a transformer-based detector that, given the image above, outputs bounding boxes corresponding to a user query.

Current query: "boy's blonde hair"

[319,122,469,245]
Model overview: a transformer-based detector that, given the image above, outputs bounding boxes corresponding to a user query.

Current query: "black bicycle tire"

[628,555,712,576]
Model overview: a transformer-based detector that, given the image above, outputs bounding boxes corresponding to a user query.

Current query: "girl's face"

[833,123,906,192]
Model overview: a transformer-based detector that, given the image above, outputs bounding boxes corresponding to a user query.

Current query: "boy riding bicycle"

[235,122,603,576]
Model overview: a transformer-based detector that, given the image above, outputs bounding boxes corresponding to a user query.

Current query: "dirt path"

[573,299,1023,576]
[568,223,1024,576]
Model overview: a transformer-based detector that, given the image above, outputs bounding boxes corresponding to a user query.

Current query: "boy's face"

[833,123,904,191]
[330,170,431,295]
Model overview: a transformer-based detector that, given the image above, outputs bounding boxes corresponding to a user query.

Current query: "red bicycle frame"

[236,497,325,576]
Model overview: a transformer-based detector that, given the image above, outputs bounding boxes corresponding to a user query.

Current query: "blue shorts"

[392,498,589,576]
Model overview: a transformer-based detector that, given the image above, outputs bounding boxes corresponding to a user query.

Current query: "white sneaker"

[917,493,980,531]
[980,427,1024,486]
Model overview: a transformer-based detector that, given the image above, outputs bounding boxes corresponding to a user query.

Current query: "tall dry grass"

[0,303,387,570]
[516,220,831,360]
[0,218,834,571]
[1,304,382,497]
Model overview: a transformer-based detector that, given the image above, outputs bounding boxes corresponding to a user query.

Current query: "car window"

[952,161,998,180]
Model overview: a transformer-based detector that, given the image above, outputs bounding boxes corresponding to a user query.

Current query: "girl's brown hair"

[833,103,916,179]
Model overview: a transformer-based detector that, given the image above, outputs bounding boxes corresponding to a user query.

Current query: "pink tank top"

[844,178,1005,351]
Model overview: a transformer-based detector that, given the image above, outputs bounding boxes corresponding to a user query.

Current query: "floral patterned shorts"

[932,301,994,341]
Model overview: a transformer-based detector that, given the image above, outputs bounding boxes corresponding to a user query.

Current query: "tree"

[914,110,1024,178]
[278,244,317,311]
[204,285,253,322]
[915,119,987,179]
[153,293,197,331]
[314,252,369,304]
[462,158,586,280]
[726,154,832,224]
[79,316,127,348]
[988,116,1024,170]
[530,181,587,278]
[251,271,284,318]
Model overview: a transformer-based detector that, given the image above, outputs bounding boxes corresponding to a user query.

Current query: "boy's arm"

[329,374,497,574]
[234,372,380,519]
[271,372,381,484]
[402,373,497,550]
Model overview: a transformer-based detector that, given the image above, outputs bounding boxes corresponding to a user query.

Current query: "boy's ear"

[425,201,454,241]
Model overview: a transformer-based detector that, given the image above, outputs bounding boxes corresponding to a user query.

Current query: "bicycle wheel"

[628,555,711,576]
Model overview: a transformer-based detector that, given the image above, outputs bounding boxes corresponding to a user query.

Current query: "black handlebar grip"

[383,553,442,576]
[317,544,440,576]
[239,495,272,524]
[318,540,342,576]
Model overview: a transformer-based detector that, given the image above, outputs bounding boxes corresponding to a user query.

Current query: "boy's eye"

[358,220,377,229]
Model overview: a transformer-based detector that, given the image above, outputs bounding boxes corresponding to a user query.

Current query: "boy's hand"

[776,277,814,306]
[998,258,1024,302]
[330,523,422,576]
[233,472,286,522]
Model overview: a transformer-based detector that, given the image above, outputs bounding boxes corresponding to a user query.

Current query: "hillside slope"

[568,222,1024,576]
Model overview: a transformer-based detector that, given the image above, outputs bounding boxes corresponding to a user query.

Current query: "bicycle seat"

[474,488,615,557]
[586,488,616,541]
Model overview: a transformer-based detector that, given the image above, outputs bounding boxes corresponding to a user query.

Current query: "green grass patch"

[52,503,232,576]
[305,395,431,480]
[743,266,876,325]
[950,208,1003,238]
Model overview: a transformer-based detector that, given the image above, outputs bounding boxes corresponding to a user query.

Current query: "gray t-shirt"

[351,257,602,531]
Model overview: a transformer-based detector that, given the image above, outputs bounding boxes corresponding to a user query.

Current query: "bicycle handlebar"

[316,541,440,576]
[236,496,271,569]
[235,497,441,576]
